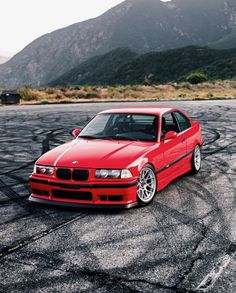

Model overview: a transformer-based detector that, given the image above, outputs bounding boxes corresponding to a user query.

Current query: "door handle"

[181,138,186,143]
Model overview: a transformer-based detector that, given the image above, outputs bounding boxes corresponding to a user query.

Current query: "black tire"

[137,164,157,206]
[191,145,202,174]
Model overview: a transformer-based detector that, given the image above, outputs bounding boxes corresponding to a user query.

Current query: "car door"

[173,110,193,160]
[159,112,187,181]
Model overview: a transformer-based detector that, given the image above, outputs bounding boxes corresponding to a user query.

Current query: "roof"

[0,91,20,96]
[100,106,176,115]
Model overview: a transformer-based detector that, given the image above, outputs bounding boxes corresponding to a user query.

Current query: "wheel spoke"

[137,166,157,203]
[194,146,201,170]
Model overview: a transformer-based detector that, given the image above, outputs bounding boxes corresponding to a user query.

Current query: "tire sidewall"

[137,164,157,206]
[192,145,202,174]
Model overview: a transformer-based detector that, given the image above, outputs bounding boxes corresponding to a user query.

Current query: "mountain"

[0,56,10,65]
[112,46,236,84]
[50,46,236,85]
[0,0,236,88]
[50,48,138,86]
[211,31,236,49]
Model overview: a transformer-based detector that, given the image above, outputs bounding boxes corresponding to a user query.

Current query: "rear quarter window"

[174,112,191,132]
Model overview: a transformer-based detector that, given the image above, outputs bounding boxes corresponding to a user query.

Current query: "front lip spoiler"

[28,196,138,209]
[29,178,137,189]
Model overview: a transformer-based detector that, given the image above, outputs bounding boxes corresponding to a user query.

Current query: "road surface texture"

[0,100,235,293]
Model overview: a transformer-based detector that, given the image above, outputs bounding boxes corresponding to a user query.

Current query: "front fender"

[128,157,149,177]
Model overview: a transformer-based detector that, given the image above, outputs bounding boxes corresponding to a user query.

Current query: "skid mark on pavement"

[0,212,89,259]
[0,103,235,292]
[196,243,236,291]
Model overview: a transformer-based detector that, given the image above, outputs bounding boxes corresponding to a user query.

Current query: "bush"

[40,99,49,104]
[17,87,38,101]
[45,88,55,95]
[72,86,81,90]
[179,82,192,89]
[55,94,63,100]
[85,93,101,99]
[207,92,214,98]
[186,72,208,84]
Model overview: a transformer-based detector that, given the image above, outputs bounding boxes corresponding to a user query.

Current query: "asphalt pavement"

[0,100,235,292]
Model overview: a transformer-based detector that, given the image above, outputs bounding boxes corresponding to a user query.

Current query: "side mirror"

[72,129,81,138]
[162,131,177,141]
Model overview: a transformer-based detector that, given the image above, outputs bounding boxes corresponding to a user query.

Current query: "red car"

[29,107,204,208]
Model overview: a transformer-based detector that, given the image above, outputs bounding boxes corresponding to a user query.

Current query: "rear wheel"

[191,145,202,174]
[137,165,157,206]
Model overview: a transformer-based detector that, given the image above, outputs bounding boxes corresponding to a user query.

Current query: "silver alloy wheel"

[194,145,201,171]
[137,166,157,203]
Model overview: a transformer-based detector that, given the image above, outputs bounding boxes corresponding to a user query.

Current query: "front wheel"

[191,145,202,174]
[137,165,157,206]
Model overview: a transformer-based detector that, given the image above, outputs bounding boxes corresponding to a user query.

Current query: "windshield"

[78,113,158,142]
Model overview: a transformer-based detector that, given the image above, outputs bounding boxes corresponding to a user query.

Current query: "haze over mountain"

[0,0,236,88]
[50,48,138,86]
[0,56,10,65]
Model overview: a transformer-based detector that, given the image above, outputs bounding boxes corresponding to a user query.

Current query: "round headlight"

[37,166,47,174]
[100,169,109,178]
[47,168,54,175]
[35,165,54,175]
[110,170,121,178]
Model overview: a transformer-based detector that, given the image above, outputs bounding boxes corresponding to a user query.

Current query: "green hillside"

[50,46,236,86]
[50,48,138,86]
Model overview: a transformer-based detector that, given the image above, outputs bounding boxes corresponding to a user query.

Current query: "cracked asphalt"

[0,100,235,292]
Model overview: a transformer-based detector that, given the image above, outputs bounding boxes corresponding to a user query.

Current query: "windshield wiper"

[78,135,101,139]
[100,135,139,141]
[78,135,139,141]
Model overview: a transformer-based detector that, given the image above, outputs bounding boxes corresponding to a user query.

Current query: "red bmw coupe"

[29,107,204,208]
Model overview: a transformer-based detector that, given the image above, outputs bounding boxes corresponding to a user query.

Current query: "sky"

[0,0,125,56]
[0,0,170,57]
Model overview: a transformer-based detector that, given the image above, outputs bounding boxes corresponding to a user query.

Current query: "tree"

[186,72,208,84]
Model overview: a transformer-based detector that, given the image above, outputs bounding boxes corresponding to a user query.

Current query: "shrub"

[40,99,49,104]
[116,86,127,93]
[179,82,192,89]
[85,93,101,99]
[72,86,81,90]
[17,87,38,101]
[45,88,55,95]
[76,93,86,99]
[178,93,186,98]
[206,92,214,98]
[64,93,76,98]
[186,72,208,84]
[55,94,63,100]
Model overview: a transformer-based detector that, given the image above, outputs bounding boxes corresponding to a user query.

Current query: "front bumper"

[28,196,137,209]
[29,177,138,209]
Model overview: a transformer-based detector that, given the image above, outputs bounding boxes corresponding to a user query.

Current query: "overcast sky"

[0,0,126,56]
[0,0,170,57]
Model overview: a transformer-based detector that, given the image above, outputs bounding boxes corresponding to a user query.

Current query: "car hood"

[36,138,156,169]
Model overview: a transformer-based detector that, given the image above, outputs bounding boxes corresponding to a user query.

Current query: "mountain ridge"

[50,46,236,86]
[0,0,236,88]
[0,56,10,65]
